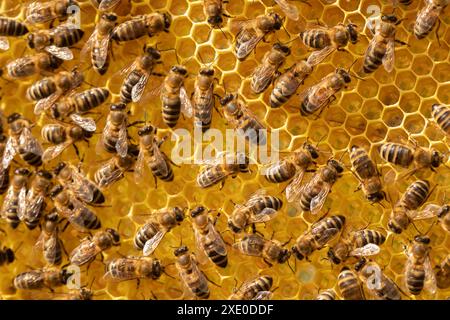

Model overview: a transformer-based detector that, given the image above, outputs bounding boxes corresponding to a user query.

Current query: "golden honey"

[0,0,449,300]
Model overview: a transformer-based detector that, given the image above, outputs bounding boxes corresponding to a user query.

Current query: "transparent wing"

[409,204,440,220]
[19,128,43,156]
[204,223,227,256]
[2,137,17,169]
[45,46,74,61]
[314,228,340,246]
[424,256,437,295]
[25,193,45,220]
[275,0,299,21]
[131,73,149,102]
[42,141,72,162]
[253,291,273,300]
[116,123,128,158]
[382,39,395,73]
[34,92,62,115]
[133,149,146,185]
[151,140,170,177]
[143,230,166,256]
[80,29,97,62]
[236,33,263,60]
[69,170,94,203]
[350,244,380,257]
[306,45,336,67]
[98,0,121,11]
[96,162,124,188]
[273,73,300,97]
[70,114,96,132]
[285,169,306,203]
[248,207,278,223]
[0,37,9,51]
[17,186,28,221]
[297,74,335,109]
[180,85,193,118]
[70,241,100,265]
[310,182,331,215]
[246,189,268,205]
[119,60,138,78]
[251,63,277,93]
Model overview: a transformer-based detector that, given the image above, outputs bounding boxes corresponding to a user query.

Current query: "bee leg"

[61,220,71,233]
[136,279,141,290]
[151,72,165,77]
[394,39,409,47]
[263,258,273,268]
[154,175,158,189]
[435,19,442,47]
[203,272,221,287]
[219,180,225,190]
[72,144,81,161]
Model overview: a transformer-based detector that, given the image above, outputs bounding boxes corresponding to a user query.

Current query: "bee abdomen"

[0,168,10,195]
[207,249,228,268]
[363,44,386,74]
[120,70,142,103]
[338,269,365,300]
[26,78,57,101]
[92,45,109,75]
[354,229,386,247]
[19,150,42,167]
[53,28,84,47]
[380,143,413,167]
[270,85,291,108]
[407,267,425,295]
[264,160,296,183]
[134,222,159,249]
[399,0,412,5]
[350,148,376,179]
[42,124,67,144]
[300,30,330,49]
[402,180,430,209]
[76,208,101,229]
[162,98,181,127]
[432,104,450,135]
[253,196,283,213]
[197,167,223,188]
[74,88,109,113]
[194,108,212,132]
[44,238,62,265]
[325,215,346,230]
[4,204,20,229]
[150,159,174,182]
[90,186,105,204]
[0,18,29,36]
[316,289,336,300]
[112,20,146,42]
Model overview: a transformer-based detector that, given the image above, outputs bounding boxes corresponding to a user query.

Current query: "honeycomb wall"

[0,0,449,300]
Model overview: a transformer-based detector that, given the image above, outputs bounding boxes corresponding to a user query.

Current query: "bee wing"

[42,141,72,162]
[80,29,97,61]
[0,37,10,51]
[205,223,228,256]
[1,137,17,169]
[408,204,440,220]
[17,186,28,221]
[310,181,331,215]
[34,92,62,115]
[119,60,138,78]
[34,230,46,251]
[25,193,45,220]
[275,0,299,21]
[246,189,268,204]
[131,73,149,102]
[252,63,277,93]
[314,228,339,246]
[236,33,263,60]
[253,291,273,300]
[70,114,97,132]
[306,45,336,67]
[350,244,380,257]
[382,39,395,73]
[97,161,124,189]
[116,123,128,158]
[142,230,166,256]
[19,128,43,157]
[180,85,193,118]
[424,255,437,295]
[285,169,306,203]
[70,173,95,204]
[45,46,74,61]
[297,75,332,108]
[70,241,100,266]
[152,140,170,177]
[133,149,146,185]
[98,0,121,11]
[248,207,278,223]
[94,35,112,69]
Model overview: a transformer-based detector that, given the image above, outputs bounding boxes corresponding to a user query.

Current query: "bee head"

[414,235,430,244]
[368,191,385,203]
[354,258,367,272]
[305,143,319,159]
[278,249,291,263]
[171,65,187,75]
[174,245,189,257]
[437,205,450,218]
[431,150,443,168]
[103,13,118,22]
[49,184,64,198]
[173,207,186,222]
[37,170,53,180]
[208,15,223,26]
[291,246,304,260]
[53,162,67,175]
[199,68,214,76]
[350,145,359,153]
[7,113,21,124]
[26,34,35,48]
[273,43,290,55]
[336,68,352,83]
[270,12,283,30]
[152,259,163,278]
[3,248,14,264]
[328,159,344,173]
[60,268,74,285]
[45,210,59,222]
[190,206,206,218]
[327,249,341,264]
[48,55,64,69]
[388,221,402,234]
[143,45,161,60]
[163,12,172,32]
[79,288,93,300]
[14,168,31,177]
[227,220,241,233]
[219,93,235,106]
[110,103,126,111]
[381,14,398,24]
[346,23,359,44]
[106,228,121,245]
[138,125,156,137]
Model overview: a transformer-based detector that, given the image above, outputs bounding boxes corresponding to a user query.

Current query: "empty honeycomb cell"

[379,85,400,106]
[328,128,350,150]
[432,63,450,83]
[404,114,425,134]
[187,2,205,22]
[395,48,414,70]
[386,127,409,143]
[361,99,383,120]
[175,37,197,59]
[322,6,345,26]
[266,108,288,128]
[382,107,404,128]
[366,122,388,143]
[169,0,189,15]
[412,55,434,76]
[191,23,210,44]
[345,114,367,136]
[357,78,379,98]
[427,41,450,62]
[416,78,438,98]
[437,84,450,103]
[324,105,346,127]
[399,91,421,113]
[338,0,359,12]
[340,92,363,113]
[172,17,193,37]
[395,70,417,91]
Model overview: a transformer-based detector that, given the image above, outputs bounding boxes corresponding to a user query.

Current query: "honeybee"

[26,0,77,25]
[228,275,273,300]
[291,215,345,261]
[435,254,450,289]
[300,22,359,65]
[233,233,291,266]
[69,228,120,266]
[327,229,386,264]
[41,122,94,162]
[338,267,365,300]
[0,17,29,51]
[27,23,85,60]
[219,93,267,145]
[196,152,250,189]
[94,148,138,189]
[2,113,43,170]
[160,65,193,127]
[316,289,337,300]
[414,0,448,40]
[262,140,319,203]
[405,235,436,295]
[35,211,63,266]
[0,245,14,266]
[270,59,314,108]
[49,87,110,132]
[355,258,402,300]
[96,103,129,158]
[235,12,283,60]
[416,203,450,233]
[431,104,450,137]
[134,207,185,256]
[53,287,94,300]
[191,206,228,268]
[18,170,53,230]
[193,67,215,132]
[204,0,232,28]
[49,184,101,230]
[0,134,10,195]
[6,52,63,79]
[228,189,282,233]
[251,43,290,94]
[275,0,300,21]
[349,145,385,203]
[112,12,172,42]
[174,245,210,299]
[120,45,162,104]
[295,159,344,214]
[91,0,121,11]
[53,161,105,205]
[105,256,163,282]
[0,168,31,229]
[362,14,406,74]
[298,68,352,116]
[14,268,72,291]
[27,69,84,115]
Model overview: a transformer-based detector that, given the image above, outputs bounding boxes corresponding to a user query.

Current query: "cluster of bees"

[0,0,449,300]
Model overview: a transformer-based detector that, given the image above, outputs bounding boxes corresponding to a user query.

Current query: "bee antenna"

[346,59,359,73]
[316,134,328,147]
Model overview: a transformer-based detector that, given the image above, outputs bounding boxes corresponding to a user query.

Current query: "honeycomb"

[0,0,449,300]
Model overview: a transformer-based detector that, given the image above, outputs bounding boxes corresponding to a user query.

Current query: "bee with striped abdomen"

[105,256,163,282]
[193,67,215,132]
[35,210,63,266]
[204,0,232,28]
[316,289,337,300]
[0,17,29,51]
[338,266,365,300]
[414,0,448,40]
[91,0,121,11]
[112,12,172,42]
[6,52,63,79]
[431,104,450,137]
[94,147,138,189]
[435,254,450,289]
[251,43,290,94]
[228,275,273,300]
[0,245,15,266]
[26,0,77,25]
[0,134,10,195]
[14,267,72,291]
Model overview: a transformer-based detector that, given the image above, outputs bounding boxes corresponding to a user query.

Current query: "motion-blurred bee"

[228,275,273,300]
[235,12,283,60]
[0,168,31,229]
[295,159,344,214]
[197,152,250,189]
[134,207,185,256]
[26,0,77,25]
[0,17,29,51]
[41,122,94,162]
[105,256,163,282]
[327,229,386,264]
[298,68,352,116]
[160,65,192,127]
[35,211,63,266]
[0,134,10,195]
[435,254,450,289]
[112,12,172,42]
[18,170,53,230]
[91,0,121,11]
[27,68,84,115]
[204,0,232,28]
[338,266,365,300]
[219,93,267,145]
[94,148,138,189]
[275,0,300,21]
[270,59,314,108]
[414,0,448,40]
[50,184,101,230]
[405,235,436,295]
[228,189,282,233]
[262,140,319,203]
[70,228,120,266]
[174,245,210,299]
[300,22,358,65]
[292,215,345,261]
[191,206,228,268]
[6,52,63,79]
[2,113,43,169]
[251,43,290,94]
[233,233,290,266]
[316,289,337,300]
[27,22,84,60]
[0,245,14,266]
[120,45,161,104]
[14,268,71,291]
[355,258,402,300]
[363,14,406,74]
[193,67,215,132]
[431,104,450,137]
[349,145,385,203]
